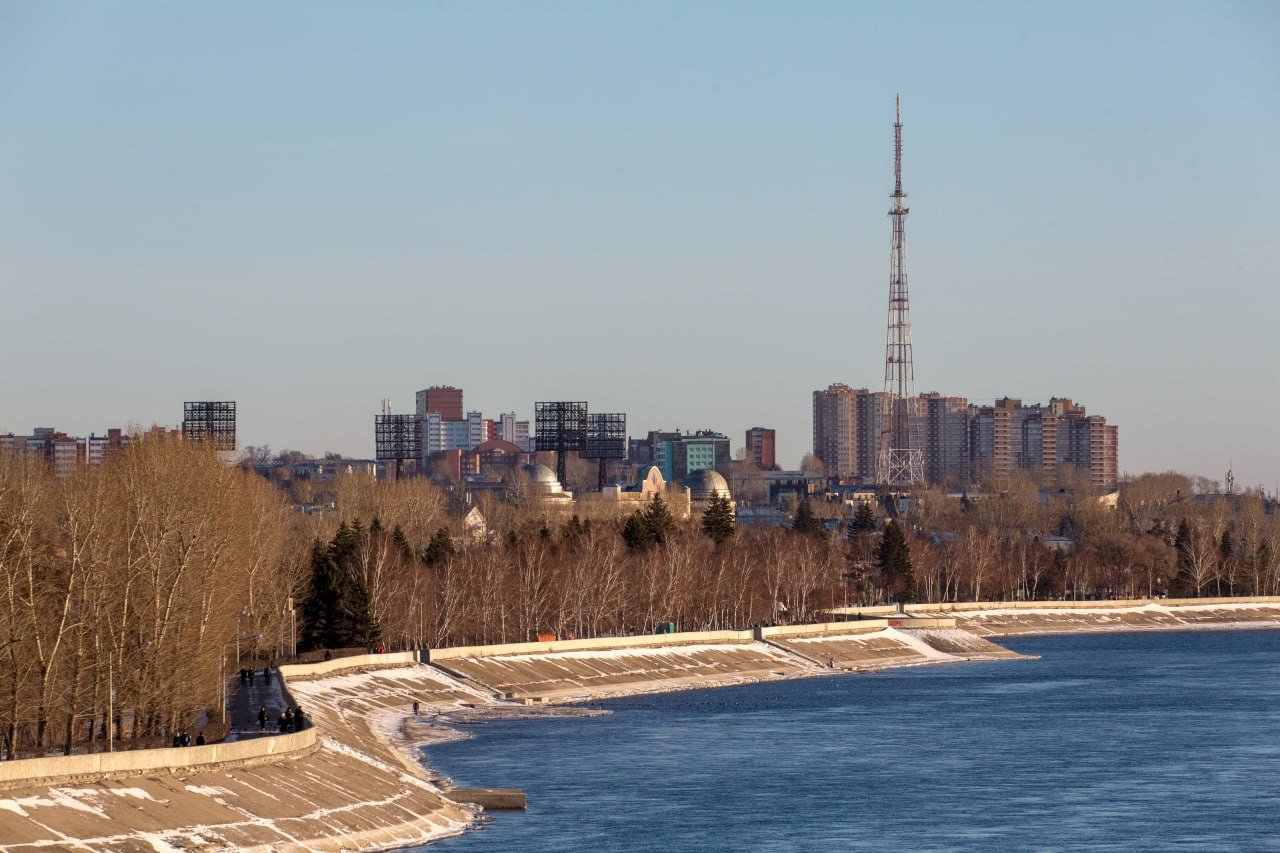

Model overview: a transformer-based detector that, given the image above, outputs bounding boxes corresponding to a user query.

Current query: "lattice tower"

[875,95,925,486]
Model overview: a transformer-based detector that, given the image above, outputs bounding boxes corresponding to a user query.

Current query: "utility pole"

[876,95,925,488]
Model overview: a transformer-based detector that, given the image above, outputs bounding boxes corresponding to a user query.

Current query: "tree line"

[4,449,1278,758]
[0,439,296,758]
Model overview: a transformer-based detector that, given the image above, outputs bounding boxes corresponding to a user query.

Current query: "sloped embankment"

[0,658,480,852]
[432,639,819,702]
[945,602,1280,637]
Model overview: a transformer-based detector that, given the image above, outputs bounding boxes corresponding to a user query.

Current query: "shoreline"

[2,601,1279,851]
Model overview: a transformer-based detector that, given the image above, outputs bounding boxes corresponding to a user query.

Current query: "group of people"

[238,667,272,686]
[257,705,306,732]
[171,730,206,747]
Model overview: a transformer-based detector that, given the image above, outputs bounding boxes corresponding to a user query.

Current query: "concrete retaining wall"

[757,620,889,640]
[427,630,755,661]
[904,596,1280,614]
[277,651,417,680]
[0,726,315,788]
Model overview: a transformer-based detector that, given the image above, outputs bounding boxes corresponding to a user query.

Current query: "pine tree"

[344,566,381,650]
[300,539,340,652]
[701,492,735,545]
[643,495,677,544]
[847,502,876,539]
[792,500,823,535]
[391,524,413,561]
[423,527,455,566]
[1171,518,1193,597]
[623,510,655,552]
[876,519,916,603]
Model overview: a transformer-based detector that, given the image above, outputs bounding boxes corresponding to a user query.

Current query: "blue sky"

[2,2,1277,488]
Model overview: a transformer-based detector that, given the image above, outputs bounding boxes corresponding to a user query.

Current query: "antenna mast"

[876,95,925,487]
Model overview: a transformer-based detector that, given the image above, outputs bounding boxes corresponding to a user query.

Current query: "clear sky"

[2,2,1277,488]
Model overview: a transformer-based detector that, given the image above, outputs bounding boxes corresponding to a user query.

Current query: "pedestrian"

[412,700,420,716]
[284,708,295,731]
[294,705,305,728]
[277,711,287,732]
[172,733,182,748]
[263,666,271,684]
[258,706,268,731]
[195,731,206,746]
[239,668,247,685]
[248,669,255,686]
[180,731,192,747]
[828,657,836,669]
[323,649,332,661]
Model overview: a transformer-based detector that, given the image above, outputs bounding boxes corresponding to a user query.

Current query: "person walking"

[195,731,206,746]
[284,708,295,731]
[258,706,268,731]
[412,700,420,716]
[263,666,271,684]
[277,711,287,732]
[239,668,247,685]
[248,668,255,686]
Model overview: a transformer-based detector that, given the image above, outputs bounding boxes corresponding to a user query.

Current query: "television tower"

[876,95,925,487]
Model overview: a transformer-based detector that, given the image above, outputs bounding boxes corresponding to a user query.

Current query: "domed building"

[681,468,732,503]
[518,463,572,500]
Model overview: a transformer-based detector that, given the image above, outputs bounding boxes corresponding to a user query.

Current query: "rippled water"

[421,630,1280,851]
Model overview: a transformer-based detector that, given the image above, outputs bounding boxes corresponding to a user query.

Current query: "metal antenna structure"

[875,95,925,487]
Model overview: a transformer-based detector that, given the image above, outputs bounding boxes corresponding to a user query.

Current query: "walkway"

[225,667,290,741]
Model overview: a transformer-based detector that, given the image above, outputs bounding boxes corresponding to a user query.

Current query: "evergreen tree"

[792,500,823,535]
[300,539,340,651]
[1171,518,1194,597]
[876,519,916,603]
[423,527,455,566]
[344,566,381,649]
[623,510,656,552]
[701,492,735,545]
[848,502,876,538]
[643,494,677,544]
[391,524,413,561]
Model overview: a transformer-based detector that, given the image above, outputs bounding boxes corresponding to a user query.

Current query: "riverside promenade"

[0,598,1278,850]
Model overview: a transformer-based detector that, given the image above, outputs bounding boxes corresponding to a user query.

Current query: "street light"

[285,597,296,660]
[221,633,262,725]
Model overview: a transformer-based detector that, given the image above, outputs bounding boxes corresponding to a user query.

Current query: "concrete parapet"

[0,726,316,789]
[427,630,755,661]
[277,650,418,680]
[904,596,1280,614]
[758,620,890,640]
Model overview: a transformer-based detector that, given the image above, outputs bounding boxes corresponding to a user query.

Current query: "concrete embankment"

[0,654,477,852]
[3,600,1271,851]
[431,631,818,703]
[902,597,1280,637]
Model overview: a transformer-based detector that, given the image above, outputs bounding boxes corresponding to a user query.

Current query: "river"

[421,629,1280,851]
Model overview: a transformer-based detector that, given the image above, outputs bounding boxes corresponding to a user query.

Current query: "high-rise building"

[745,427,776,470]
[920,393,970,484]
[813,389,1119,489]
[416,386,463,422]
[812,385,862,478]
[969,397,1118,490]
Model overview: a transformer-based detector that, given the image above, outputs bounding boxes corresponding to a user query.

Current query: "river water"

[421,630,1280,851]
